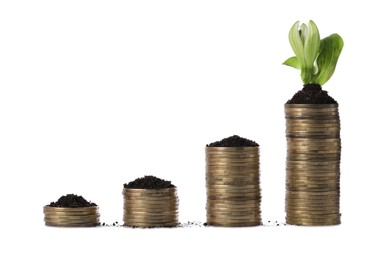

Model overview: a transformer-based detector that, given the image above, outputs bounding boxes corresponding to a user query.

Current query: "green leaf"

[288,21,305,67]
[283,56,300,69]
[314,34,344,85]
[303,21,320,71]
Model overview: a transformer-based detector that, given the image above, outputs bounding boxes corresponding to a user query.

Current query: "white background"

[1,0,389,259]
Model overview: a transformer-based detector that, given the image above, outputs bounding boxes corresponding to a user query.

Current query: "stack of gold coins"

[123,188,179,227]
[206,147,261,227]
[44,206,100,227]
[285,104,341,225]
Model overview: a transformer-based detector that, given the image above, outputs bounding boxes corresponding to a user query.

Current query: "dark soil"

[207,135,259,147]
[124,175,175,189]
[287,84,337,104]
[48,194,97,208]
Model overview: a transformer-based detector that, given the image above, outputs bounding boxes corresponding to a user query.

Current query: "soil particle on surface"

[287,84,337,104]
[48,194,97,208]
[124,175,175,189]
[207,135,259,147]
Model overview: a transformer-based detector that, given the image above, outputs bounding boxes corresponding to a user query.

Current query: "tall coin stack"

[285,104,341,225]
[206,147,261,227]
[44,206,100,227]
[123,188,179,227]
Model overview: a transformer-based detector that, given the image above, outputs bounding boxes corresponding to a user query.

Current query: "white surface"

[0,0,389,259]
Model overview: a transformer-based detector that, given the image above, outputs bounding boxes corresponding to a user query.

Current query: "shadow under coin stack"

[206,135,261,227]
[285,104,341,225]
[123,176,179,227]
[44,194,100,227]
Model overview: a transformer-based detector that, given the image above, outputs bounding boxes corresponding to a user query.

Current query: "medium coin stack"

[206,147,261,227]
[123,188,179,227]
[285,104,341,225]
[44,206,100,227]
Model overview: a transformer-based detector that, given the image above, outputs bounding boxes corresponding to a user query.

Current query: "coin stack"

[123,188,179,227]
[44,206,100,227]
[206,147,261,227]
[285,104,341,226]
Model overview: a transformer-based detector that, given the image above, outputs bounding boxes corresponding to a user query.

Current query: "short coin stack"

[285,104,341,225]
[44,206,100,227]
[206,147,261,227]
[123,188,179,227]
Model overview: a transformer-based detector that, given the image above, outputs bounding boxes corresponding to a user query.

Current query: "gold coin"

[287,176,340,181]
[208,195,261,201]
[124,204,178,210]
[287,122,340,127]
[286,185,339,190]
[206,173,259,179]
[207,215,260,222]
[45,219,99,225]
[207,205,260,211]
[207,210,260,216]
[207,183,259,188]
[123,222,178,227]
[44,214,100,220]
[123,214,178,220]
[44,206,98,213]
[286,207,339,213]
[123,196,178,201]
[207,190,260,196]
[286,197,339,202]
[286,198,339,203]
[286,219,340,226]
[286,129,340,135]
[45,222,100,227]
[44,211,99,217]
[207,175,260,180]
[207,221,261,227]
[123,215,178,220]
[207,156,259,161]
[124,199,178,205]
[207,201,259,207]
[123,218,178,224]
[207,198,260,203]
[207,214,261,221]
[207,181,259,186]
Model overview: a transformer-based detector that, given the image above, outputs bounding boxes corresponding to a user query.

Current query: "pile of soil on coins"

[207,135,259,147]
[124,175,175,189]
[287,84,337,104]
[48,194,97,208]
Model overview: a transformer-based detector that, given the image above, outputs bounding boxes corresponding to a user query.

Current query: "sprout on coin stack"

[44,194,100,227]
[205,135,262,227]
[123,175,179,228]
[282,20,343,225]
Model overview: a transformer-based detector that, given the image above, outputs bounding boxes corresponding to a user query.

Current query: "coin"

[45,222,100,227]
[123,187,179,227]
[285,104,341,226]
[207,213,260,220]
[44,211,99,218]
[44,219,99,225]
[123,222,178,227]
[286,218,340,226]
[44,214,100,220]
[206,145,261,227]
[44,206,98,212]
[124,214,178,219]
[43,205,100,227]
[207,221,261,227]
